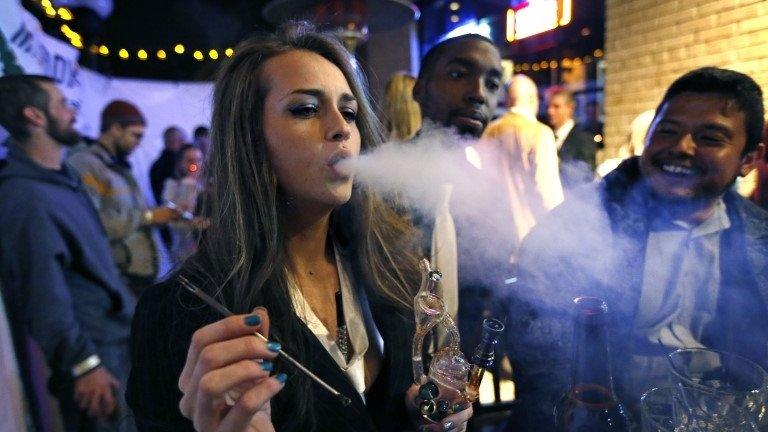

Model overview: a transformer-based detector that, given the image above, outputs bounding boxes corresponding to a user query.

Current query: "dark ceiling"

[24,0,603,81]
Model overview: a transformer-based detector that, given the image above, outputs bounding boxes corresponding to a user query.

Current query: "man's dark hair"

[193,125,209,139]
[657,66,765,154]
[0,75,55,140]
[163,126,182,142]
[416,34,495,83]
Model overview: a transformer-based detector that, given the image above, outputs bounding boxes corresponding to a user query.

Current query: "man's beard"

[45,112,80,147]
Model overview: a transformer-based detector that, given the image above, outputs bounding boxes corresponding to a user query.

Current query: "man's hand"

[151,206,182,224]
[74,366,120,421]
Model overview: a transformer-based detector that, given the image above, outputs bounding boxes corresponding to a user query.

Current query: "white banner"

[1,0,214,205]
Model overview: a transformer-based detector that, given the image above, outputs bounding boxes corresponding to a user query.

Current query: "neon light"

[506,0,572,42]
[560,0,572,25]
[442,20,492,40]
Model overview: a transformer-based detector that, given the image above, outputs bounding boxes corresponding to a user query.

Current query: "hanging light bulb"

[157,49,167,60]
[225,48,234,57]
[174,44,185,54]
[193,50,204,61]
[209,49,219,60]
[118,49,129,59]
[58,7,73,20]
[138,49,148,60]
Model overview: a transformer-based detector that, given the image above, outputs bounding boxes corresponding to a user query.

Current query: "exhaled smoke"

[336,126,496,220]
[335,124,518,288]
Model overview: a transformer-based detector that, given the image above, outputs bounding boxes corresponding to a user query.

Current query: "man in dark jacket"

[547,87,598,189]
[506,67,768,430]
[0,75,135,432]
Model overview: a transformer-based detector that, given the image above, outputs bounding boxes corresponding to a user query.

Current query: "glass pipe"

[412,258,462,384]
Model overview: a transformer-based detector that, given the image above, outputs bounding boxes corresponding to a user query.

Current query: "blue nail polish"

[260,361,273,372]
[267,342,281,352]
[244,315,261,326]
[276,373,288,384]
[452,402,469,413]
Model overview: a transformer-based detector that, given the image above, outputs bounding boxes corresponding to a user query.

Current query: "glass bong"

[411,258,505,423]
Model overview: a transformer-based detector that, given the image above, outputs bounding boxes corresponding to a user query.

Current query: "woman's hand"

[405,383,474,432]
[178,308,286,431]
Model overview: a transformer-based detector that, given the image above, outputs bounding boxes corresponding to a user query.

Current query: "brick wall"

[603,0,768,160]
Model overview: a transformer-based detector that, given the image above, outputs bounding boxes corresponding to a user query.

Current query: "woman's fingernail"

[442,420,456,431]
[452,402,470,413]
[275,373,288,384]
[244,315,261,326]
[267,342,281,352]
[260,361,273,372]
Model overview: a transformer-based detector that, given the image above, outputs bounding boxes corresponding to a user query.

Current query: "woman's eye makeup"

[288,104,319,118]
[340,107,357,122]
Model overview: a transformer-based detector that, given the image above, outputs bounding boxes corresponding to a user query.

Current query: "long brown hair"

[182,23,421,430]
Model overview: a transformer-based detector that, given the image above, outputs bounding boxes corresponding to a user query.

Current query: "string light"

[36,1,238,62]
[449,2,460,11]
[57,7,73,20]
[508,52,604,75]
[594,49,604,58]
[450,14,459,23]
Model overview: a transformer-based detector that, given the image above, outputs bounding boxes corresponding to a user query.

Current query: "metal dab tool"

[177,275,352,407]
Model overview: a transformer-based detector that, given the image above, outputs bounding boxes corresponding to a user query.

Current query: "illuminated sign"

[506,0,572,42]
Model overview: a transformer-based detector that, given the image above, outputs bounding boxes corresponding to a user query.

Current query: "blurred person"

[596,109,655,177]
[68,100,181,296]
[126,24,473,432]
[0,74,135,432]
[506,67,768,430]
[161,144,207,263]
[192,125,211,155]
[149,126,185,206]
[151,126,186,249]
[482,74,564,245]
[383,72,421,140]
[547,87,598,189]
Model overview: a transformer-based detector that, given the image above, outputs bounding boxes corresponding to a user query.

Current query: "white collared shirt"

[287,246,382,402]
[553,119,575,150]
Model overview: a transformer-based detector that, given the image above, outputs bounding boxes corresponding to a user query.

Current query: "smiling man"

[505,67,768,430]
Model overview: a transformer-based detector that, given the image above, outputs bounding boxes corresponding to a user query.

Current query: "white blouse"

[287,246,383,402]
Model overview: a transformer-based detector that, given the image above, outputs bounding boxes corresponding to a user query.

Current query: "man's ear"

[740,142,765,176]
[21,106,45,128]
